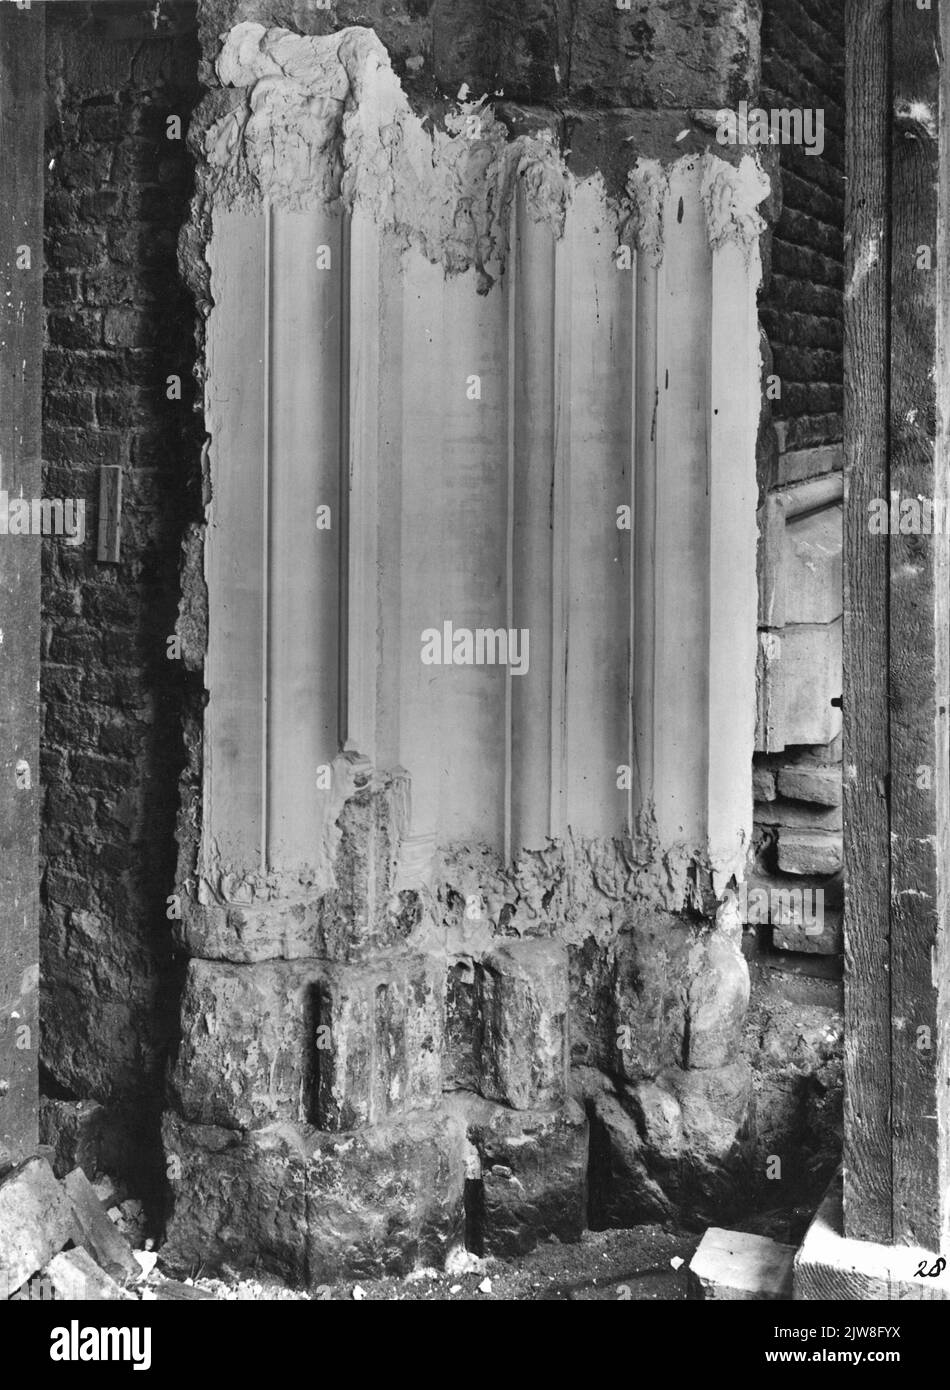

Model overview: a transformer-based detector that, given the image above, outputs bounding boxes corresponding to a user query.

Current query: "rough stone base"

[161,1108,466,1288]
[446,1092,588,1256]
[580,1061,751,1228]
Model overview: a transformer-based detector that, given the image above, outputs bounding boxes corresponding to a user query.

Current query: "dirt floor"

[177,1226,699,1302]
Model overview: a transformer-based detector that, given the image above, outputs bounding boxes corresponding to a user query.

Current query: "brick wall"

[749,1,844,1020]
[39,1,201,1191]
[759,0,845,465]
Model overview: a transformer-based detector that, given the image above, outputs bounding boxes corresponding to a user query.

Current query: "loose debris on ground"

[0,1152,696,1302]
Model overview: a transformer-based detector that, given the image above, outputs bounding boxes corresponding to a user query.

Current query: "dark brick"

[80,103,126,143]
[44,390,96,429]
[102,308,155,348]
[760,0,844,436]
[55,145,114,190]
[80,189,123,222]
[44,273,81,309]
[43,426,126,469]
[83,270,147,307]
[41,7,202,1135]
[47,311,103,350]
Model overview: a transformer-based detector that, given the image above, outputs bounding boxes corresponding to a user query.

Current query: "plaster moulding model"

[181,21,770,931]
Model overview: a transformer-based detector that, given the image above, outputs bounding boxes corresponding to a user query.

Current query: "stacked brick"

[752,0,844,959]
[759,0,845,471]
[40,2,202,1188]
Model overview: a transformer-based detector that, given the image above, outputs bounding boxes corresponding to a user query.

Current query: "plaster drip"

[202,22,771,283]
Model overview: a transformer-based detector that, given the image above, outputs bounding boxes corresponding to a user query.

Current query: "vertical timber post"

[888,0,949,1253]
[844,0,950,1252]
[843,0,895,1247]
[0,0,44,1169]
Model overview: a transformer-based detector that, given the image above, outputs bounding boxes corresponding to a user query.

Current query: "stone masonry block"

[689,1227,795,1300]
[752,766,777,802]
[582,1061,751,1229]
[63,1166,139,1284]
[611,914,749,1081]
[448,1093,588,1258]
[161,1115,310,1286]
[478,939,569,1110]
[44,1247,134,1302]
[778,831,843,877]
[161,1109,466,1288]
[784,505,842,626]
[171,958,318,1130]
[773,909,843,956]
[443,959,481,1093]
[777,619,842,748]
[171,954,444,1131]
[0,1157,73,1296]
[315,956,444,1131]
[612,916,694,1079]
[568,0,761,108]
[685,931,750,1070]
[305,1111,466,1283]
[181,898,323,964]
[754,797,841,831]
[776,766,841,808]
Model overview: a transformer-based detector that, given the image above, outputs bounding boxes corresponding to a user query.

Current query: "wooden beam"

[888,0,948,1253]
[0,1,44,1170]
[843,0,893,1243]
[844,0,950,1253]
[96,465,122,564]
[796,1172,950,1301]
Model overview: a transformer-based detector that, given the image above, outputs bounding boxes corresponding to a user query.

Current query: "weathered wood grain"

[0,3,43,1169]
[842,0,894,1244]
[888,0,947,1251]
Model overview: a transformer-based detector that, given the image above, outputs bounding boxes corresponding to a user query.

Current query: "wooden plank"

[0,1,43,1170]
[96,465,122,563]
[888,0,946,1250]
[937,0,950,1261]
[795,1172,950,1301]
[842,0,893,1244]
